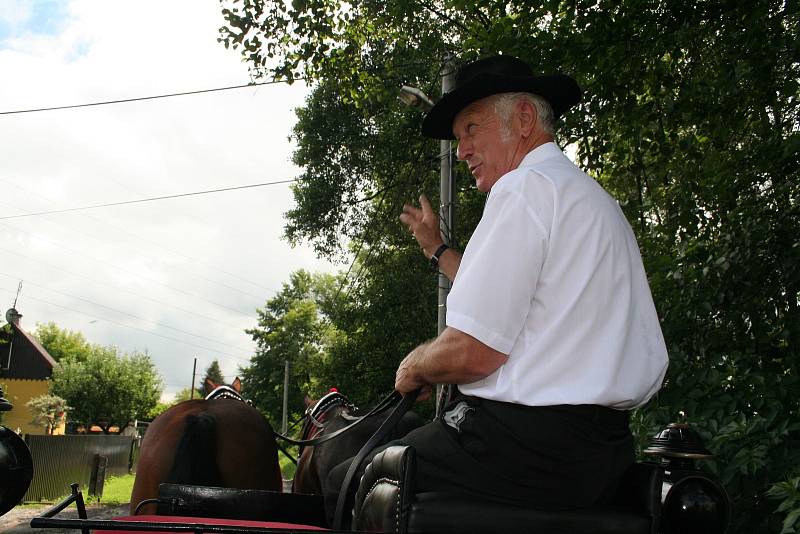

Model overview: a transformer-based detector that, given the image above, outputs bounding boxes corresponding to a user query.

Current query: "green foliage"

[51,346,163,433]
[768,470,800,534]
[25,394,69,434]
[172,387,203,403]
[145,388,202,421]
[222,2,799,531]
[146,401,172,421]
[242,270,343,426]
[33,322,92,362]
[0,322,10,343]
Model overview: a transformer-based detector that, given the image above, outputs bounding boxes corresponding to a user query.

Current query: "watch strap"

[429,244,449,269]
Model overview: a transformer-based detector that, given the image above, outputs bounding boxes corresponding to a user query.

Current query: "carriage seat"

[352,446,663,534]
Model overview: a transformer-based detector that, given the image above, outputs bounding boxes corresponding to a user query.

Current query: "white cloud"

[0,1,338,403]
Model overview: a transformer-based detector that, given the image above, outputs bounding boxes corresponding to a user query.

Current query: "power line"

[0,178,277,296]
[0,222,252,316]
[0,286,252,361]
[0,271,254,353]
[0,245,246,331]
[0,179,300,220]
[0,203,266,304]
[0,78,301,116]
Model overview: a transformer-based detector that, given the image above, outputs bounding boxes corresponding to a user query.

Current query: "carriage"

[1,384,731,534]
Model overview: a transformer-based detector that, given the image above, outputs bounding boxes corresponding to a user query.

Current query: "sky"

[0,0,339,401]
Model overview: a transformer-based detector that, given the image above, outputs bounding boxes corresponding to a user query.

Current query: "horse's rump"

[130,397,281,515]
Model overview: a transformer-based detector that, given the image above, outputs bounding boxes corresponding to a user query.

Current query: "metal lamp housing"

[644,423,731,534]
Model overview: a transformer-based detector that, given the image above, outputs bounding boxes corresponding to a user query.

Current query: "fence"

[22,434,139,502]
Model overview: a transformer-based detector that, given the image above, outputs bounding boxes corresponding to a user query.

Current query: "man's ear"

[516,98,537,138]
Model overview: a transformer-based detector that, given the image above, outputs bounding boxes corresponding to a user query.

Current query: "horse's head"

[204,377,247,402]
[205,376,241,394]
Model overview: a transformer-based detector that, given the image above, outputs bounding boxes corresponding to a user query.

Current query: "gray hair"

[492,92,555,137]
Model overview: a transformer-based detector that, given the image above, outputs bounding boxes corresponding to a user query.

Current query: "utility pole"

[436,54,456,415]
[282,360,290,435]
[398,54,458,417]
[190,357,197,400]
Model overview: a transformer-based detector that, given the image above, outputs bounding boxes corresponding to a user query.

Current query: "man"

[326,54,668,517]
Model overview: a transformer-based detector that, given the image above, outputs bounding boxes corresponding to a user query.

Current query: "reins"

[272,390,402,448]
[332,388,420,531]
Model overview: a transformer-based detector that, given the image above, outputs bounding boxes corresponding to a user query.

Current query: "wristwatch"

[429,244,449,270]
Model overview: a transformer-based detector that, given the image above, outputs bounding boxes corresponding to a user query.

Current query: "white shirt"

[446,142,668,409]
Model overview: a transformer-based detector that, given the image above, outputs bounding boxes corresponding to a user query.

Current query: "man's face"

[453,97,516,192]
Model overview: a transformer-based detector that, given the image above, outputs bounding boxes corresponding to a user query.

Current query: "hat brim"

[421,73,581,140]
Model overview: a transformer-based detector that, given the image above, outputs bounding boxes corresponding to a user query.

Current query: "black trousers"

[322,394,634,525]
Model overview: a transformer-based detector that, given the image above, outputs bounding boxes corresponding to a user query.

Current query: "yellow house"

[0,308,62,435]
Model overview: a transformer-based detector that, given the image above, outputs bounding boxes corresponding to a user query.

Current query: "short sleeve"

[446,189,548,354]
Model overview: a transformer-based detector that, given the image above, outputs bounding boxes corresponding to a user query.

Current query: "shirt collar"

[518,142,564,168]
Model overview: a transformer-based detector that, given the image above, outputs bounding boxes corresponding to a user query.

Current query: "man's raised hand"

[400,194,441,258]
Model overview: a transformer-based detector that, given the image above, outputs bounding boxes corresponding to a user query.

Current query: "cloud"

[0,1,337,403]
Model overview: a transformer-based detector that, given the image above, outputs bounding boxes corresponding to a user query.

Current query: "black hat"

[421,55,582,139]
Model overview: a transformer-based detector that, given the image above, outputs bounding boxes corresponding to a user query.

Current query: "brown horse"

[130,378,282,515]
[292,390,423,495]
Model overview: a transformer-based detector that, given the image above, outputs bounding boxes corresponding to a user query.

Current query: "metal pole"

[436,54,456,415]
[190,357,197,400]
[282,360,289,435]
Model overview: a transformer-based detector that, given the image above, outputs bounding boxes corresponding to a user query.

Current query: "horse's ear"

[204,377,217,392]
[231,377,242,393]
[304,394,315,408]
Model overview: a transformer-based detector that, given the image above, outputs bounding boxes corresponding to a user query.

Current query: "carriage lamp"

[644,423,731,534]
[0,386,34,517]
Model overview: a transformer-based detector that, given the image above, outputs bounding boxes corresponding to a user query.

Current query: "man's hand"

[400,194,441,259]
[395,345,433,401]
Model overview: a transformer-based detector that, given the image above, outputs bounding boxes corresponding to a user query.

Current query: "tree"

[26,394,69,435]
[34,322,92,362]
[200,359,225,397]
[172,387,203,403]
[221,2,799,531]
[241,270,345,426]
[51,346,162,433]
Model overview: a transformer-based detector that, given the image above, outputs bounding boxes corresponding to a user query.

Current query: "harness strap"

[305,392,354,430]
[273,391,401,448]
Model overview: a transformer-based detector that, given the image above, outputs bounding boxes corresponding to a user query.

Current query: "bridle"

[272,390,404,449]
[204,385,251,403]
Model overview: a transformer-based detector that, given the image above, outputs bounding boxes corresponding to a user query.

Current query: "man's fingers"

[401,204,422,221]
[419,194,435,219]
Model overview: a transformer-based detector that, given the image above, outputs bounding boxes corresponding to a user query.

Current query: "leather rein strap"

[273,390,402,448]
[333,389,420,531]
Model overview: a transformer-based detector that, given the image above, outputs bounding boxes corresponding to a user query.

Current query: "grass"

[87,473,135,505]
[19,473,135,508]
[279,445,298,480]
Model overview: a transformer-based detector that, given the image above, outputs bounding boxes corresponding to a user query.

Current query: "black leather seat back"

[353,446,664,534]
